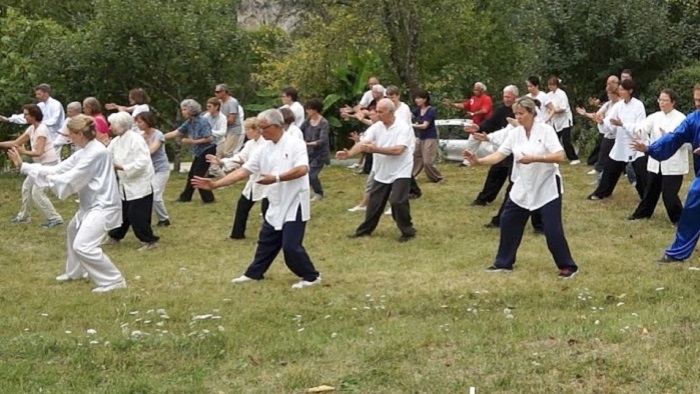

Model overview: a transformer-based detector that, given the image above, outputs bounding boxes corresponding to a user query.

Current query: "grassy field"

[1,161,700,393]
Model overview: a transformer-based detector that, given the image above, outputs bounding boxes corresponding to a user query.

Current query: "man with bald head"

[443,82,493,125]
[337,98,417,242]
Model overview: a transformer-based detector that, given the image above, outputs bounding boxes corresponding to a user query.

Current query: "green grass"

[1,162,700,393]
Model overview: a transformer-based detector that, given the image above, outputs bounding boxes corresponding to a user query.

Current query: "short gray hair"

[180,99,202,116]
[372,84,385,93]
[67,101,82,113]
[107,111,134,133]
[215,83,229,93]
[503,85,519,96]
[258,108,284,127]
[474,82,487,92]
[377,98,395,112]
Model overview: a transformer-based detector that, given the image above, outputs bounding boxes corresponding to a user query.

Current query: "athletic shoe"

[310,194,324,202]
[92,280,127,293]
[347,205,367,212]
[137,242,158,252]
[41,219,63,228]
[10,215,30,223]
[570,160,581,165]
[587,169,598,175]
[291,277,322,289]
[157,219,171,227]
[384,207,392,215]
[586,194,601,201]
[397,233,415,243]
[657,254,684,264]
[56,273,88,282]
[231,275,256,284]
[485,265,513,272]
[470,200,487,206]
[347,163,360,169]
[101,236,120,245]
[559,268,578,279]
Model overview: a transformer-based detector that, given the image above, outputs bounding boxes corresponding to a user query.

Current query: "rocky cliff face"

[237,0,302,32]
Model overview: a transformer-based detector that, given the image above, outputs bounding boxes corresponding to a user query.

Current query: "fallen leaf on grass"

[249,355,260,366]
[306,385,335,393]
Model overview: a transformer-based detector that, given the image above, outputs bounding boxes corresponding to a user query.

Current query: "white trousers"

[64,210,124,286]
[152,170,170,221]
[18,162,62,222]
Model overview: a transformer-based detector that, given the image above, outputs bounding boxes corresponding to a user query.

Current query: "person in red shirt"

[443,82,493,125]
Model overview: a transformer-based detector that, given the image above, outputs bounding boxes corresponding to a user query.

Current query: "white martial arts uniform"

[20,139,125,288]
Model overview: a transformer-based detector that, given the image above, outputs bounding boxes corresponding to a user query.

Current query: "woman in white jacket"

[7,115,126,293]
[588,79,647,200]
[628,89,688,223]
[206,117,268,239]
[102,112,159,251]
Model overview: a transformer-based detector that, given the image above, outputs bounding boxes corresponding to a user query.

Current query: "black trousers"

[309,165,325,196]
[475,164,509,204]
[180,146,216,203]
[631,155,648,200]
[230,196,269,239]
[557,127,579,161]
[109,193,160,244]
[243,207,319,282]
[494,192,577,270]
[631,171,683,223]
[362,153,373,174]
[409,176,422,197]
[490,181,543,231]
[355,178,415,237]
[592,159,628,198]
[594,138,615,173]
[587,134,602,165]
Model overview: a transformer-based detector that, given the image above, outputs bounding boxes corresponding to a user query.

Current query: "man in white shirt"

[337,98,417,242]
[280,87,305,127]
[191,108,321,289]
[386,85,412,125]
[1,83,65,158]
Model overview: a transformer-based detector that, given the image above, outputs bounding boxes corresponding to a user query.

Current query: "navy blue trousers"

[244,208,319,281]
[494,193,577,271]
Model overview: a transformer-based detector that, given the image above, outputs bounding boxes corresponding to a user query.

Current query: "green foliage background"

[1,0,700,153]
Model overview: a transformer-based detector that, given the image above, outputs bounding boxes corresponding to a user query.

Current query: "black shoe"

[485,265,513,272]
[558,267,578,279]
[627,215,649,221]
[397,233,415,243]
[173,198,190,203]
[470,200,487,206]
[229,235,245,240]
[408,193,421,200]
[657,254,684,264]
[157,219,171,227]
[202,200,215,204]
[533,228,544,235]
[484,222,499,229]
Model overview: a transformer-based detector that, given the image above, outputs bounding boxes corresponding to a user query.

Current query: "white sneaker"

[586,169,597,175]
[291,277,321,289]
[231,275,255,284]
[462,159,472,167]
[137,242,158,252]
[310,194,324,202]
[92,280,127,293]
[56,273,88,282]
[570,160,581,165]
[101,236,119,245]
[347,205,367,212]
[347,163,360,169]
[384,207,392,215]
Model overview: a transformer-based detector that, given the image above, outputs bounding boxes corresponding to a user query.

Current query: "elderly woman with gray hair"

[102,112,160,251]
[165,99,216,203]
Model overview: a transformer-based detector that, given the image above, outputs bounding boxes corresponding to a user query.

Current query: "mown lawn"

[1,161,699,393]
